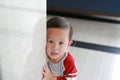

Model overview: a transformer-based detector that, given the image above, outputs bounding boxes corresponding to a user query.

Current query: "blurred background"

[0,0,46,80]
[47,0,120,80]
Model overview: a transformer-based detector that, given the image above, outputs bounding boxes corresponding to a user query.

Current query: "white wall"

[22,19,46,80]
[0,0,46,80]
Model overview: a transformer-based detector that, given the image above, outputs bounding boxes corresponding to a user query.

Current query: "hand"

[42,64,57,80]
[41,70,47,80]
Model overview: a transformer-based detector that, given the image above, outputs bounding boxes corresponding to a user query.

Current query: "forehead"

[47,28,69,39]
[47,28,69,34]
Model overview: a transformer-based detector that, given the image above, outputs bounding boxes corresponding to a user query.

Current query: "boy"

[42,17,78,80]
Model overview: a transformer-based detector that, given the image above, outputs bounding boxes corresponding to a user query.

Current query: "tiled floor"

[69,47,119,80]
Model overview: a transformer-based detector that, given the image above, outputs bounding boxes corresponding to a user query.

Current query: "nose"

[52,43,58,51]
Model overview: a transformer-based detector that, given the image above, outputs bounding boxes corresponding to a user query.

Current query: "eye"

[48,40,53,43]
[59,42,64,45]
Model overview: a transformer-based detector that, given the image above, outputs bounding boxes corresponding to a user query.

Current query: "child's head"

[47,17,73,40]
[46,17,73,63]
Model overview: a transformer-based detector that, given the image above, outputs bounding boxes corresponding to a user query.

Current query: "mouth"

[51,52,58,56]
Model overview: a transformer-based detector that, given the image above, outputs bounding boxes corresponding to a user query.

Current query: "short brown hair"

[47,17,73,40]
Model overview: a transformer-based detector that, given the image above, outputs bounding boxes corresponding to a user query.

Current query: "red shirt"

[47,52,78,80]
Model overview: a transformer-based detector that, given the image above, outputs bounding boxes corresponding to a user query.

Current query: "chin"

[50,57,59,62]
[50,57,58,60]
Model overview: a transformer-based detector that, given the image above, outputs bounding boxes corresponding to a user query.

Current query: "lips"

[51,52,58,56]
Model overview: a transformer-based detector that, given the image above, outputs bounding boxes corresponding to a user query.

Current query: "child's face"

[46,28,72,63]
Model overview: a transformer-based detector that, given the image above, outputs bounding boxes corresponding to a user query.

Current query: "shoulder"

[64,52,77,71]
[64,52,75,64]
[63,52,78,77]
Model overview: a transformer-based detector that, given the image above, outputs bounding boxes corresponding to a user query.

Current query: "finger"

[42,69,46,75]
[42,66,46,73]
[43,64,49,72]
[44,64,49,71]
[43,77,47,80]
[42,73,47,79]
[45,64,51,73]
[42,64,47,71]
[42,68,47,77]
[45,64,49,69]
[41,76,46,80]
[41,69,44,75]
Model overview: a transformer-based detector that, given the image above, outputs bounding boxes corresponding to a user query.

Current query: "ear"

[68,40,73,47]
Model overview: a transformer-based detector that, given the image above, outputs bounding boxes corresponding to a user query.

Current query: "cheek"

[64,44,69,51]
[46,44,51,52]
[60,45,68,52]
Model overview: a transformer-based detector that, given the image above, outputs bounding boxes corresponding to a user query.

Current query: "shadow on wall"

[22,17,46,80]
